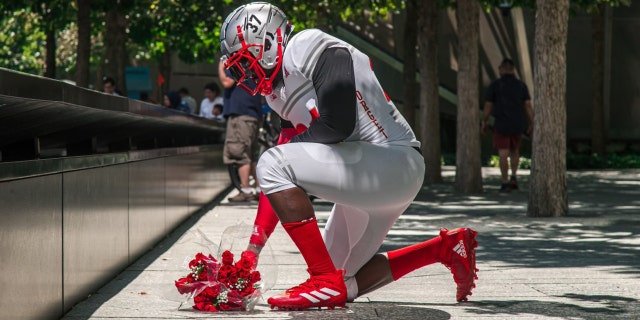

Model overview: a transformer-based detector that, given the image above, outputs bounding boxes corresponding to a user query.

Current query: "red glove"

[277,127,299,144]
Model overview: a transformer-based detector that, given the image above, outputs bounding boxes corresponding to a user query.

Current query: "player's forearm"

[218,61,235,88]
[525,101,534,124]
[482,102,493,122]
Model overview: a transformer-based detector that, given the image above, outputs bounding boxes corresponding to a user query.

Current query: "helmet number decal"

[245,14,262,34]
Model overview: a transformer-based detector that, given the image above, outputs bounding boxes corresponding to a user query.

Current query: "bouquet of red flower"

[174,250,261,312]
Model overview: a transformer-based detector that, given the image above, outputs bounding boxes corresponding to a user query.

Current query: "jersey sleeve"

[289,47,356,144]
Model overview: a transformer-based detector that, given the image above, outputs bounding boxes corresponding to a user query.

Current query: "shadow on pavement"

[268,302,451,319]
[463,293,639,319]
[379,204,640,274]
[363,169,640,275]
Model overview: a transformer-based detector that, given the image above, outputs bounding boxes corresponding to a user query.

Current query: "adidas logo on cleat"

[440,227,478,302]
[453,240,467,258]
[300,288,342,304]
[267,269,347,310]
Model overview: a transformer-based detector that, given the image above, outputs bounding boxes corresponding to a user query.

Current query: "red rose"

[202,284,221,297]
[174,277,192,294]
[188,258,198,269]
[228,272,239,285]
[237,257,254,271]
[221,250,234,265]
[193,302,206,311]
[193,301,218,312]
[241,250,258,269]
[250,271,261,283]
[195,252,208,261]
[242,286,255,297]
[219,303,231,311]
[218,265,233,282]
[204,304,218,312]
[242,269,254,280]
[193,293,208,304]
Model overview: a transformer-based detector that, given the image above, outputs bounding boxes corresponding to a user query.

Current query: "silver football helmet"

[220,2,293,96]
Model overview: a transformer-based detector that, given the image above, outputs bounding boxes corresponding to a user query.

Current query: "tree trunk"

[44,27,56,78]
[75,0,92,88]
[528,0,569,217]
[417,0,443,184]
[105,8,128,95]
[454,0,483,193]
[402,0,418,129]
[591,3,606,155]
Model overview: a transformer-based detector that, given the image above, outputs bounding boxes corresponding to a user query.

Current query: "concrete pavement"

[62,167,640,319]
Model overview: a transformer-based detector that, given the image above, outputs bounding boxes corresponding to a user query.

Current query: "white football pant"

[257,141,425,285]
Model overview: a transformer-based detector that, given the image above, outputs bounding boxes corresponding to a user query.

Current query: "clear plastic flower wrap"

[163,223,277,312]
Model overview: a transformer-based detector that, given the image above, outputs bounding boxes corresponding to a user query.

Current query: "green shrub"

[440,152,640,169]
[567,153,640,169]
[441,153,456,166]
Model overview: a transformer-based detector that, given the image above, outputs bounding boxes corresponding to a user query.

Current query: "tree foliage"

[0,1,74,76]
[477,0,631,12]
[128,0,225,64]
[0,0,407,77]
[0,8,46,74]
[570,0,631,13]
[0,0,633,78]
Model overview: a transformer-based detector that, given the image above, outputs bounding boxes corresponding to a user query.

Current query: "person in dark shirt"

[482,58,534,192]
[218,60,263,202]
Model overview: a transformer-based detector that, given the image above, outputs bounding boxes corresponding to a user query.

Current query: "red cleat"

[440,227,479,302]
[268,269,347,311]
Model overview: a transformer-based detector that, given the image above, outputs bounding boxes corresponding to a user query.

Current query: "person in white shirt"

[198,82,223,119]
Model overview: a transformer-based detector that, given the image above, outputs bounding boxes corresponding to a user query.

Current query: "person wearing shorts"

[218,60,263,202]
[219,2,479,310]
[482,58,534,192]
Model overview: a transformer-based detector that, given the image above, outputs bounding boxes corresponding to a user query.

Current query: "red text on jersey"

[356,90,388,139]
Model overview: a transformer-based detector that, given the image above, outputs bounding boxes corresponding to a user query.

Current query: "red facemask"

[224,26,283,96]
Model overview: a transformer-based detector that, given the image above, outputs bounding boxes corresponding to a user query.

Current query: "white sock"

[345,276,358,301]
[241,187,253,194]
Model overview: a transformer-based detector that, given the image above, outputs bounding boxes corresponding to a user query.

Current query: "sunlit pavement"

[62,166,640,319]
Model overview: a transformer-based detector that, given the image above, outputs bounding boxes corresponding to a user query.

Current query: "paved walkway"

[62,167,640,319]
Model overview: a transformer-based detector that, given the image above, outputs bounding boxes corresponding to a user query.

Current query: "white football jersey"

[266,29,420,147]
